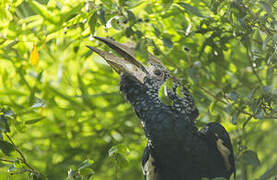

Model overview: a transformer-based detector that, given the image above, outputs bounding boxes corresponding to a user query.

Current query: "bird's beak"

[87,36,148,83]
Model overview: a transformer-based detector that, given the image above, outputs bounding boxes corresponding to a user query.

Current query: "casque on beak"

[87,36,149,83]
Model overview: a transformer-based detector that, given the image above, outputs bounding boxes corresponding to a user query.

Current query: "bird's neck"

[132,88,198,124]
[120,75,201,151]
[120,74,199,123]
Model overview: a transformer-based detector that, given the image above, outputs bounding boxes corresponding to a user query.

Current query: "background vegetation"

[0,0,276,179]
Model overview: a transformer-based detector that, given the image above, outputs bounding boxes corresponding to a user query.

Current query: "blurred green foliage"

[0,0,276,179]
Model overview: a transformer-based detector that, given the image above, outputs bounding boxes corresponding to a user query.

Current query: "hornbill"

[87,37,235,180]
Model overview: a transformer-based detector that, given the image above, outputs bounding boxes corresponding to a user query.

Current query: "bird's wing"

[142,146,158,180]
[200,122,236,179]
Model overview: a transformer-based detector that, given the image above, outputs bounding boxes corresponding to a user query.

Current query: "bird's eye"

[154,69,162,76]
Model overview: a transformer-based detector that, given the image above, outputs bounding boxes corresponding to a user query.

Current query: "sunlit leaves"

[27,0,60,24]
[0,0,276,179]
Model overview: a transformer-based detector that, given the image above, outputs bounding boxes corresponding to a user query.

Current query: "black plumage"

[87,37,235,180]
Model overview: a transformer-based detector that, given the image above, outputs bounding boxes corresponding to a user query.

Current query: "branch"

[200,87,277,119]
[5,134,38,174]
[9,169,32,175]
[199,87,229,105]
[0,158,14,163]
[242,115,254,131]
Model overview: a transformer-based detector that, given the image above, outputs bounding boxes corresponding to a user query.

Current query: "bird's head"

[87,37,174,93]
[88,37,198,121]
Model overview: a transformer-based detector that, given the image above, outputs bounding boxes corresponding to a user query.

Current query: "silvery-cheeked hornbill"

[87,37,235,180]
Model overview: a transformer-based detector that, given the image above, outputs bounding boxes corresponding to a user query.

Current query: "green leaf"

[0,140,14,155]
[255,109,264,119]
[241,150,260,167]
[0,89,27,96]
[258,162,277,180]
[67,169,75,180]
[263,85,272,94]
[14,120,26,133]
[260,1,272,14]
[227,92,238,101]
[61,3,84,22]
[88,12,98,35]
[31,99,45,108]
[32,174,46,180]
[109,16,124,30]
[178,2,205,17]
[46,85,84,110]
[152,24,161,37]
[108,144,128,168]
[0,108,13,132]
[159,79,174,106]
[98,5,106,25]
[248,88,257,100]
[162,37,173,48]
[232,111,239,125]
[224,104,232,114]
[124,0,144,8]
[8,164,16,172]
[101,0,113,8]
[25,117,45,125]
[250,99,260,114]
[176,85,185,99]
[162,0,173,9]
[126,10,136,25]
[79,167,94,177]
[135,39,148,63]
[27,0,60,24]
[209,101,217,115]
[78,159,95,170]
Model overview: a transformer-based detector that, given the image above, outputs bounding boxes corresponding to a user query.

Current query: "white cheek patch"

[143,154,158,180]
[124,64,146,83]
[216,138,232,170]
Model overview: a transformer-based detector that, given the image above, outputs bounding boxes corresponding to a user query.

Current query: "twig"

[5,133,38,173]
[199,87,277,119]
[0,158,14,163]
[9,169,32,175]
[242,115,254,131]
[247,48,264,87]
[199,87,228,105]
